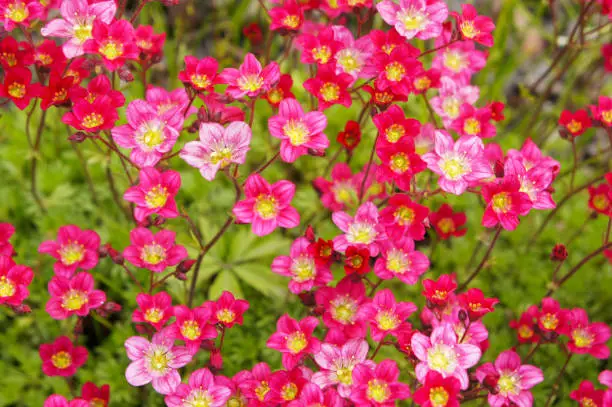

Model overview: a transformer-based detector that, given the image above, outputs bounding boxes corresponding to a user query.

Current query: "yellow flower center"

[593,194,610,211]
[210,147,233,167]
[401,9,425,31]
[73,22,93,43]
[376,310,400,330]
[332,183,357,205]
[62,289,88,311]
[347,222,376,244]
[320,82,340,102]
[572,329,594,348]
[82,113,104,129]
[137,40,152,50]
[7,82,25,98]
[292,256,316,282]
[286,331,308,353]
[443,98,461,119]
[145,185,169,208]
[312,46,332,64]
[366,380,390,403]
[216,308,236,324]
[437,218,455,234]
[184,389,214,407]
[144,307,164,323]
[582,398,597,407]
[440,156,469,180]
[414,76,432,91]
[390,152,409,173]
[386,249,409,274]
[53,89,68,103]
[375,91,394,105]
[429,386,449,407]
[89,398,106,407]
[492,192,511,213]
[602,110,612,125]
[281,383,298,401]
[51,351,72,369]
[444,51,465,72]
[59,242,85,265]
[99,41,123,60]
[394,205,415,225]
[283,119,310,146]
[141,243,166,265]
[337,52,360,73]
[254,195,278,219]
[385,124,405,143]
[337,367,353,385]
[567,120,582,134]
[181,320,202,340]
[139,127,165,150]
[463,118,481,136]
[330,295,357,324]
[497,373,520,396]
[460,21,480,39]
[518,324,534,339]
[2,52,16,67]
[227,397,246,407]
[0,276,16,298]
[255,382,270,401]
[238,74,264,92]
[267,88,283,104]
[190,74,211,89]
[540,313,559,330]
[385,61,405,82]
[148,347,170,372]
[6,2,28,22]
[283,14,300,29]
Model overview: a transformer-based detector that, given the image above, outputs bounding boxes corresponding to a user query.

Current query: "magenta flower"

[180,121,252,181]
[312,339,373,397]
[0,222,15,256]
[112,100,181,168]
[452,4,495,47]
[238,363,274,406]
[167,305,218,351]
[268,98,329,163]
[39,336,88,377]
[411,323,482,389]
[232,174,300,236]
[43,395,88,407]
[413,371,461,407]
[272,236,332,294]
[332,202,386,256]
[124,330,193,395]
[376,0,448,40]
[219,53,280,99]
[0,255,33,306]
[123,228,187,273]
[38,225,100,278]
[374,239,429,285]
[269,368,309,404]
[132,292,174,331]
[359,289,416,341]
[178,56,219,92]
[313,163,359,211]
[564,308,611,359]
[481,174,532,231]
[504,158,555,210]
[476,350,544,407]
[450,104,496,139]
[41,0,116,58]
[266,314,321,369]
[123,167,181,223]
[209,291,250,328]
[46,272,106,320]
[83,19,139,71]
[0,0,44,32]
[506,138,559,176]
[350,359,411,406]
[165,368,231,407]
[291,384,344,407]
[146,86,193,118]
[379,194,430,241]
[315,276,368,339]
[422,131,493,195]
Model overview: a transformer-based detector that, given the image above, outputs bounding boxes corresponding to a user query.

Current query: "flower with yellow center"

[375,91,394,105]
[82,113,104,129]
[238,74,264,92]
[137,126,165,151]
[492,192,511,213]
[62,289,88,311]
[497,373,520,396]
[376,310,400,330]
[283,119,310,146]
[183,389,214,407]
[281,383,298,401]
[385,124,405,143]
[385,61,405,82]
[216,308,236,324]
[386,249,410,274]
[390,152,410,173]
[572,329,594,348]
[437,218,455,234]
[210,147,233,168]
[181,320,202,340]
[51,351,72,369]
[518,324,534,339]
[320,82,340,102]
[336,367,353,385]
[432,290,448,302]
[6,2,28,23]
[540,313,559,330]
[53,89,68,103]
[427,344,457,373]
[286,331,308,354]
[59,241,85,265]
[255,382,270,401]
[99,41,124,60]
[145,185,169,208]
[330,295,358,324]
[7,81,26,99]
[440,155,470,180]
[347,222,376,244]
[191,74,211,89]
[0,276,16,298]
[36,53,53,65]
[291,256,316,282]
[460,21,480,39]
[144,307,164,324]
[137,40,152,50]
[429,386,449,407]
[400,9,426,31]
[141,243,166,265]
[332,183,357,205]
[581,398,598,407]
[463,118,481,136]
[89,398,106,407]
[394,205,415,225]
[312,46,332,64]
[147,347,171,373]
[227,396,246,407]
[2,52,17,67]
[73,21,93,43]
[566,120,582,133]
[283,14,300,29]
[443,98,461,119]
[444,51,466,72]
[267,88,283,104]
[254,194,278,220]
[414,76,432,91]
[337,50,361,74]
[602,110,612,125]
[366,380,390,403]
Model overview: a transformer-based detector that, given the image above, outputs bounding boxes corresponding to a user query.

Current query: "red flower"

[266,314,321,369]
[602,44,612,72]
[344,245,371,275]
[570,381,605,407]
[489,101,506,122]
[303,64,352,110]
[264,73,295,108]
[590,96,612,128]
[243,23,264,46]
[411,67,441,94]
[587,183,611,215]
[380,194,429,241]
[373,44,421,95]
[35,39,66,71]
[0,0,44,31]
[209,290,250,328]
[0,67,42,110]
[559,109,592,136]
[551,243,568,261]
[369,28,410,56]
[363,81,407,108]
[422,274,457,307]
[337,120,361,152]
[80,382,110,407]
[458,288,498,320]
[178,56,219,92]
[309,238,335,266]
[509,306,540,344]
[39,336,88,377]
[413,371,461,407]
[69,75,125,108]
[452,4,495,47]
[429,204,467,240]
[46,272,106,320]
[269,0,304,32]
[83,19,140,71]
[481,174,532,231]
[134,25,166,58]
[376,139,427,191]
[563,308,610,359]
[0,223,15,256]
[0,255,33,306]
[372,104,420,146]
[0,36,33,69]
[38,72,76,110]
[450,103,496,138]
[537,297,569,334]
[62,96,119,132]
[132,291,173,330]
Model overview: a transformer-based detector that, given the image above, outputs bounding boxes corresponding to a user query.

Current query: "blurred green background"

[0,0,610,405]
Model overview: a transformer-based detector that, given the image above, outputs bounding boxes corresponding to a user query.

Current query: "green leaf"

[208,269,243,300]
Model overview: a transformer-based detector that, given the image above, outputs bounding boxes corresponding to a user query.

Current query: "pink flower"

[376,0,448,40]
[458,288,498,320]
[146,86,192,119]
[83,19,139,71]
[450,104,496,139]
[332,202,386,256]
[267,315,321,370]
[413,371,461,407]
[0,223,15,256]
[124,330,193,395]
[481,174,532,231]
[379,194,429,241]
[43,395,88,407]
[79,382,110,406]
[269,98,329,163]
[570,381,605,407]
[209,291,249,328]
[40,336,88,377]
[332,26,375,82]
[134,25,166,58]
[0,255,33,306]
[165,368,231,407]
[372,104,421,147]
[269,0,304,32]
[232,174,300,236]
[452,4,495,47]
[476,350,544,407]
[296,26,342,65]
[178,56,219,92]
[422,131,493,195]
[238,363,274,406]
[290,383,344,407]
[46,272,106,320]
[422,274,457,306]
[132,292,173,331]
[315,276,368,338]
[180,121,252,181]
[123,228,187,272]
[123,167,181,223]
[0,0,44,31]
[312,339,372,397]
[376,139,427,191]
[272,236,332,294]
[359,289,417,341]
[373,45,421,95]
[374,239,429,285]
[506,137,560,177]
[412,323,482,389]
[69,74,125,108]
[350,359,411,406]
[167,305,218,350]
[303,64,353,110]
[504,158,555,210]
[219,53,280,99]
[112,100,181,168]
[430,77,480,127]
[432,39,487,80]
[591,96,612,127]
[41,0,116,58]
[269,368,309,404]
[564,308,610,359]
[313,164,360,212]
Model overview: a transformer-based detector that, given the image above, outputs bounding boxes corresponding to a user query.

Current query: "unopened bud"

[102,243,124,265]
[74,318,84,336]
[152,216,166,227]
[483,375,499,394]
[550,243,568,261]
[69,132,87,143]
[304,225,316,242]
[118,67,134,82]
[11,304,31,314]
[175,271,188,281]
[494,160,505,178]
[178,259,196,274]
[298,292,316,307]
[200,340,215,351]
[458,309,468,322]
[210,348,223,369]
[308,148,326,157]
[103,301,122,314]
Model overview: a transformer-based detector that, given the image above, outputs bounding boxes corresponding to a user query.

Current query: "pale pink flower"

[377,0,448,40]
[374,239,429,285]
[332,202,386,256]
[165,368,232,407]
[331,26,375,82]
[430,77,479,127]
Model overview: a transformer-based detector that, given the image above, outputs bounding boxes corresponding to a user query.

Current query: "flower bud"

[298,292,316,307]
[458,309,468,322]
[103,301,122,314]
[550,243,568,261]
[118,66,134,82]
[494,160,505,178]
[483,375,500,394]
[210,348,223,370]
[177,259,197,274]
[304,225,316,242]
[152,216,166,227]
[175,271,188,281]
[11,304,31,314]
[68,132,87,143]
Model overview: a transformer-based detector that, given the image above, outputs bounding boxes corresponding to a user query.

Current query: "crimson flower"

[559,109,592,136]
[80,382,110,407]
[315,276,368,338]
[344,245,371,275]
[422,274,457,307]
[123,167,181,223]
[178,56,219,92]
[39,336,88,377]
[269,0,304,32]
[38,225,100,278]
[429,204,467,240]
[132,291,173,330]
[337,120,361,152]
[209,290,250,328]
[167,305,218,351]
[0,67,42,110]
[266,314,321,369]
[0,255,33,306]
[379,194,429,241]
[62,97,119,132]
[458,288,499,320]
[359,289,417,341]
[264,73,295,108]
[46,272,106,320]
[303,64,353,110]
[563,308,610,359]
[413,371,461,407]
[83,19,139,71]
[452,4,495,47]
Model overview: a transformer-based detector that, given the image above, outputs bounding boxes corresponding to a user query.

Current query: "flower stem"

[544,353,573,407]
[459,226,502,291]
[359,133,379,204]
